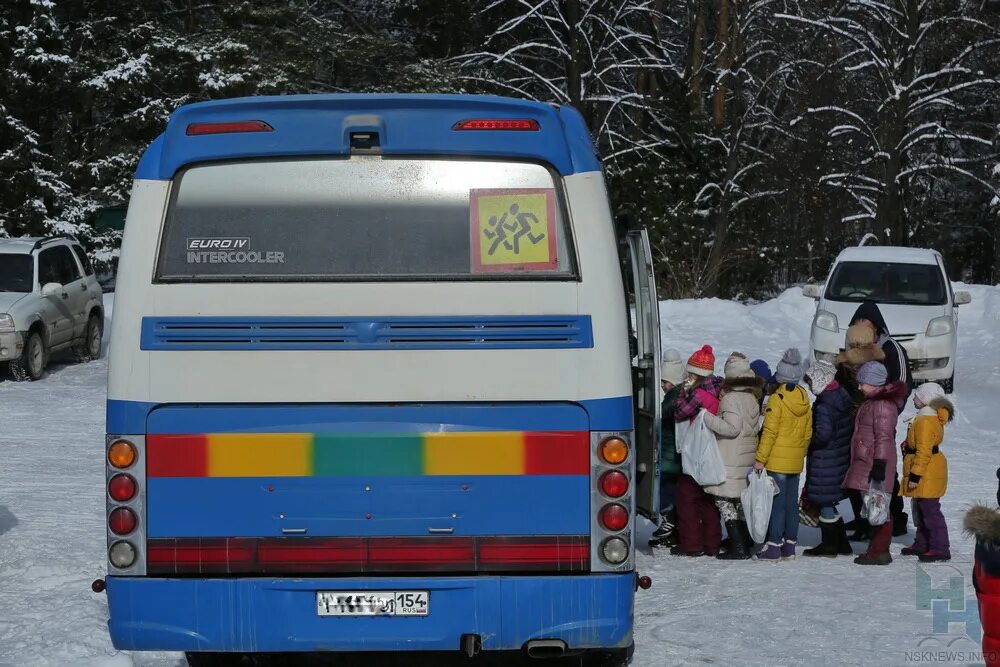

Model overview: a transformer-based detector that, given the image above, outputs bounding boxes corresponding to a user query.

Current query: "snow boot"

[780,540,796,560]
[754,542,782,562]
[803,519,841,557]
[835,518,854,555]
[670,546,705,557]
[901,542,927,556]
[918,552,952,563]
[854,551,892,565]
[848,522,871,542]
[648,510,678,548]
[716,521,751,560]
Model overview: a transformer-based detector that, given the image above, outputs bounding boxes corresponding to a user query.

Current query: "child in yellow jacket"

[753,348,813,561]
[901,382,954,562]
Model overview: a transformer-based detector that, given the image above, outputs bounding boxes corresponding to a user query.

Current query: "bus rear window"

[155,158,576,282]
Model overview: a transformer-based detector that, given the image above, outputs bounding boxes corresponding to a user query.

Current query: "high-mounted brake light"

[452,119,540,131]
[186,120,273,136]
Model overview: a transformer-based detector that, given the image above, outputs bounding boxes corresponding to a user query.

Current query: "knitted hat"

[856,360,888,387]
[915,382,946,406]
[724,352,754,379]
[750,359,773,384]
[660,348,686,385]
[846,323,877,348]
[805,361,837,394]
[687,345,715,377]
[774,348,805,384]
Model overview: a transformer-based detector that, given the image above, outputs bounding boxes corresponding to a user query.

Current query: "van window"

[155,158,576,282]
[826,261,947,306]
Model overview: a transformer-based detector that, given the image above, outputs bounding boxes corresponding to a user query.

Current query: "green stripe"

[313,434,424,476]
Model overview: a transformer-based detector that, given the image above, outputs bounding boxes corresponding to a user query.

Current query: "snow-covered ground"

[1,287,998,666]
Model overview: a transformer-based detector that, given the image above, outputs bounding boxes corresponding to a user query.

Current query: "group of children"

[652,301,955,565]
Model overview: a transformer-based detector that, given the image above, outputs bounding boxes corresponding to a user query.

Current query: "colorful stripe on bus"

[146,431,589,477]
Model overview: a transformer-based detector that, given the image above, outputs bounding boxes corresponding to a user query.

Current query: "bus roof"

[135,94,602,180]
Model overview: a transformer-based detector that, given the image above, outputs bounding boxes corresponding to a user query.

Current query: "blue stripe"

[107,573,634,652]
[139,315,593,351]
[147,475,589,538]
[107,397,632,433]
[134,94,601,180]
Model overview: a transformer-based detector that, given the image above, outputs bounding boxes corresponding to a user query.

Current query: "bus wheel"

[583,643,634,666]
[184,653,254,667]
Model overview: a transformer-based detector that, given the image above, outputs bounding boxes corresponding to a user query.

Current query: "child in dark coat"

[649,349,687,549]
[963,468,1000,667]
[671,345,723,557]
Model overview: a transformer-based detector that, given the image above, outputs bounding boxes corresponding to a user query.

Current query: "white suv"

[803,246,970,393]
[0,236,105,380]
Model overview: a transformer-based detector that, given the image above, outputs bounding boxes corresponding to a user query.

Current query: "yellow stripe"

[423,432,525,475]
[207,433,312,477]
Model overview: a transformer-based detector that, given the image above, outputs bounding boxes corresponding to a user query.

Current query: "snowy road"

[1,287,998,666]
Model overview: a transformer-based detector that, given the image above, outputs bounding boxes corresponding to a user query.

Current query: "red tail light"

[599,503,629,532]
[108,474,137,502]
[599,470,629,498]
[108,507,137,535]
[452,119,540,131]
[186,120,273,136]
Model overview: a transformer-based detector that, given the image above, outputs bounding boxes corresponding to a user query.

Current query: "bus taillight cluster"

[594,435,632,567]
[106,437,145,572]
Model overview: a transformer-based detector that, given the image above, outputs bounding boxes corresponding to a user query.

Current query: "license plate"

[316,590,429,617]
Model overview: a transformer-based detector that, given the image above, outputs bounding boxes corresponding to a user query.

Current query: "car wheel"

[10,331,46,381]
[74,313,103,362]
[940,374,954,394]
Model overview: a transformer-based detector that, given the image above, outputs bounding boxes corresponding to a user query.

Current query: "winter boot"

[855,520,893,565]
[716,521,752,560]
[648,510,678,548]
[848,520,871,542]
[918,552,952,563]
[780,540,796,560]
[803,519,841,557]
[670,546,705,557]
[854,551,892,565]
[835,518,854,555]
[754,542,782,562]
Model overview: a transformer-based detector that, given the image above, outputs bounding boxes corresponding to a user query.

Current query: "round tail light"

[599,470,629,498]
[109,507,137,535]
[599,503,629,531]
[598,437,628,465]
[109,541,137,568]
[108,474,137,502]
[601,537,629,564]
[108,440,137,469]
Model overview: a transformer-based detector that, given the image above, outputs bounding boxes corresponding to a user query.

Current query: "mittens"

[870,459,886,483]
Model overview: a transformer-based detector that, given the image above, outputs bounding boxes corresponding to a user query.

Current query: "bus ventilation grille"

[139,316,593,351]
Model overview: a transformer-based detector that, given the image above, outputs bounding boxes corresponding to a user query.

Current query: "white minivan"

[804,246,971,393]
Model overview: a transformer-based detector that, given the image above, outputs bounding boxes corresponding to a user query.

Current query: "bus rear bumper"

[106,573,634,653]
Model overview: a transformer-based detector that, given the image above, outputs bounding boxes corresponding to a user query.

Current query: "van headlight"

[813,310,839,333]
[926,316,954,337]
[0,314,15,332]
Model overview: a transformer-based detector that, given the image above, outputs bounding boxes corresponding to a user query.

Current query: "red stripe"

[523,432,589,475]
[147,536,590,574]
[147,435,207,477]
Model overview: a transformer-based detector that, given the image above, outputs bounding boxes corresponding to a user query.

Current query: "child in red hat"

[670,345,723,556]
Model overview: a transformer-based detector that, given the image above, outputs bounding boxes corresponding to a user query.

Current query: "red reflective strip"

[452,118,540,131]
[147,536,590,574]
[147,435,207,477]
[523,432,589,475]
[186,120,273,136]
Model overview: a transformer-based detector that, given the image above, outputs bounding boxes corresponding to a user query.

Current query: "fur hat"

[846,323,877,347]
[687,345,715,377]
[660,349,686,385]
[724,352,754,379]
[805,361,837,394]
[774,347,805,384]
[856,360,888,387]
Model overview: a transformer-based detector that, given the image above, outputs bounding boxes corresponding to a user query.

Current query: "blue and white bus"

[100,94,661,665]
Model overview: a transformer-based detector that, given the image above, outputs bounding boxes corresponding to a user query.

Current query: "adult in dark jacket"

[848,300,912,536]
[963,468,1000,667]
[802,361,855,557]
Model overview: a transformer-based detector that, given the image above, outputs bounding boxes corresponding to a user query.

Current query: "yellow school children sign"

[470,188,558,272]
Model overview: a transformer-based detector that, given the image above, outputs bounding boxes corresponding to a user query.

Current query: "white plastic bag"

[741,469,775,544]
[861,481,890,526]
[677,410,726,487]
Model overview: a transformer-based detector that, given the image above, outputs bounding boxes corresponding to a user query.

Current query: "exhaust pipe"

[525,639,567,659]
